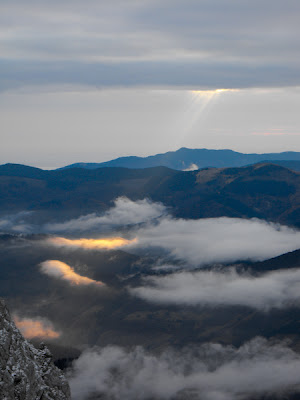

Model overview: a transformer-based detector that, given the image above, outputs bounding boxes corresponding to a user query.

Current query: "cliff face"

[0,299,71,400]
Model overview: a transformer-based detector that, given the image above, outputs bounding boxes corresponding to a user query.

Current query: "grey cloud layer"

[45,197,166,233]
[132,216,300,266]
[0,211,33,233]
[1,0,300,89]
[131,268,300,311]
[0,197,166,234]
[3,0,299,62]
[69,338,300,400]
[1,56,299,93]
[2,198,299,268]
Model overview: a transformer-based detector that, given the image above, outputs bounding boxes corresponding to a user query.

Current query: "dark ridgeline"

[0,161,299,227]
[0,157,300,399]
[58,147,300,170]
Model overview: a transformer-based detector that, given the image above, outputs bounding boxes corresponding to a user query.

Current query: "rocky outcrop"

[0,299,71,400]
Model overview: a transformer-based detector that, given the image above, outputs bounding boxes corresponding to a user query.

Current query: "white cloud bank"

[1,199,300,268]
[131,268,300,311]
[132,216,300,266]
[69,338,300,400]
[45,197,166,233]
[0,211,33,233]
[43,199,300,266]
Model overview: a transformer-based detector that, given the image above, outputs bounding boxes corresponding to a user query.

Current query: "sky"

[1,0,300,169]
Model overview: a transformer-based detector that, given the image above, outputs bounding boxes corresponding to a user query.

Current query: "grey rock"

[0,299,71,400]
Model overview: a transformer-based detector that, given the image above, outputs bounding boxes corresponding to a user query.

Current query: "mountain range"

[0,161,299,227]
[59,147,300,171]
[1,150,300,400]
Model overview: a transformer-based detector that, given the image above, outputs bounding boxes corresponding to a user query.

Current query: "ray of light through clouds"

[39,260,104,286]
[0,87,300,167]
[1,2,300,399]
[177,88,240,148]
[0,1,300,167]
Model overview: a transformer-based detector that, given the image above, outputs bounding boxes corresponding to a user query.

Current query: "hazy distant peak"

[59,148,300,171]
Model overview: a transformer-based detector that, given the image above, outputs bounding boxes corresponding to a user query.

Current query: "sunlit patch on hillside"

[40,260,104,286]
[13,316,60,340]
[46,236,137,250]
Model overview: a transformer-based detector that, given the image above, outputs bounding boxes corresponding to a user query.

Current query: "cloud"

[13,315,60,340]
[44,197,167,233]
[69,338,300,400]
[1,60,300,93]
[0,198,166,234]
[131,267,300,311]
[0,211,33,233]
[1,0,300,90]
[132,216,300,266]
[2,199,300,269]
[183,163,198,171]
[44,200,300,267]
[39,260,103,286]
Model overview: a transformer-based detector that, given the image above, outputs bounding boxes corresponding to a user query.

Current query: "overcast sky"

[1,0,300,168]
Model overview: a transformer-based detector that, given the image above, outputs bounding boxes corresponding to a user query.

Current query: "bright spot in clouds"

[13,316,60,340]
[40,260,103,286]
[46,236,137,250]
[191,89,238,95]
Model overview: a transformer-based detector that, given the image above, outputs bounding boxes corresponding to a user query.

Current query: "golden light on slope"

[46,236,137,250]
[14,316,60,340]
[40,260,104,286]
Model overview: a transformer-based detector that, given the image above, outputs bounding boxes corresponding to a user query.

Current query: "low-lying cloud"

[183,163,198,171]
[2,198,300,268]
[40,260,103,286]
[13,315,60,340]
[69,337,300,400]
[45,197,167,233]
[131,268,300,311]
[43,200,300,267]
[132,216,300,266]
[0,211,33,233]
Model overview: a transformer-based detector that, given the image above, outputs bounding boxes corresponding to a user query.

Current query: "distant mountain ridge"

[59,147,300,171]
[0,162,299,227]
